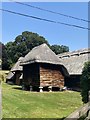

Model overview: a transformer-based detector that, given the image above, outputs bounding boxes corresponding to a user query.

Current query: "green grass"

[2,83,83,119]
[0,70,9,82]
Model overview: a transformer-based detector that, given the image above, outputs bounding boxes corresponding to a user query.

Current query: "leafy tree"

[50,45,69,55]
[1,43,11,70]
[80,61,90,103]
[0,42,2,59]
[5,31,50,68]
[3,31,69,70]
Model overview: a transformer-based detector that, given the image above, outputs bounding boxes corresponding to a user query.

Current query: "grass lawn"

[0,70,9,82]
[2,83,83,119]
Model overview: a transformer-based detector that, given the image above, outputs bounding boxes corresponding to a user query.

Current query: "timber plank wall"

[23,63,64,88]
[40,64,64,87]
[23,63,40,87]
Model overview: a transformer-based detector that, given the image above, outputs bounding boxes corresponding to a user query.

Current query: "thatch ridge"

[58,48,90,58]
[21,43,64,66]
[57,48,90,75]
[11,57,24,72]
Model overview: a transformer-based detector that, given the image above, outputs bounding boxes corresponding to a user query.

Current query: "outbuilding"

[6,71,15,84]
[58,48,90,90]
[21,43,69,92]
[11,57,23,85]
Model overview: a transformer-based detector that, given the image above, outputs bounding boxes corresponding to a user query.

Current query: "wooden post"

[22,84,25,90]
[59,85,64,91]
[59,87,63,91]
[30,86,33,91]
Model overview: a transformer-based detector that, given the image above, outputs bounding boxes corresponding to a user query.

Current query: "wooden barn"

[58,48,90,90]
[6,71,15,84]
[10,57,23,85]
[21,43,69,92]
[0,59,1,70]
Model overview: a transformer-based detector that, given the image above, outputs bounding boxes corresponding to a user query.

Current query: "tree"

[80,61,90,103]
[1,43,11,70]
[0,42,2,59]
[50,45,69,55]
[3,31,69,70]
[5,31,50,69]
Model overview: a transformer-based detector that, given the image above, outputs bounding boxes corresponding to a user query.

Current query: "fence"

[64,103,89,120]
[64,91,90,120]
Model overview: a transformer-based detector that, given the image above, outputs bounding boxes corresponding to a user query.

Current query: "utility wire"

[10,0,89,23]
[0,8,90,30]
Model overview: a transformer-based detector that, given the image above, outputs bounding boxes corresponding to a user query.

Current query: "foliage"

[50,45,69,55]
[0,42,2,59]
[2,43,11,70]
[5,31,50,65]
[2,31,69,70]
[80,61,90,103]
[2,82,82,118]
[0,70,9,82]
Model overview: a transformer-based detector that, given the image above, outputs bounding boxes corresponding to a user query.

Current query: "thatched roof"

[21,43,69,77]
[11,57,23,72]
[57,48,90,75]
[6,71,14,80]
[21,43,64,66]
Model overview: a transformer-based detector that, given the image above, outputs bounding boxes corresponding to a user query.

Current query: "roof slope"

[21,43,64,66]
[6,71,14,79]
[11,57,23,72]
[57,48,90,75]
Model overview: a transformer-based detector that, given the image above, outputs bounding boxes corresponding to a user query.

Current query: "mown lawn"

[2,83,83,119]
[0,70,9,82]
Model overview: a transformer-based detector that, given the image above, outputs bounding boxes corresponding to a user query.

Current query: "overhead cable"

[0,8,90,30]
[10,0,89,23]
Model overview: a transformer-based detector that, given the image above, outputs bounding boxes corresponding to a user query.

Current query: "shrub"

[80,61,90,103]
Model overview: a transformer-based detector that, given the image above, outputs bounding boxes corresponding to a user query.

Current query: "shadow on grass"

[12,86,22,91]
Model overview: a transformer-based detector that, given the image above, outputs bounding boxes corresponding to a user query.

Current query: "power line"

[0,8,90,30]
[10,0,89,23]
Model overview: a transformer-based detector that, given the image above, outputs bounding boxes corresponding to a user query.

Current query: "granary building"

[6,71,15,84]
[57,48,90,90]
[10,57,23,85]
[21,43,69,92]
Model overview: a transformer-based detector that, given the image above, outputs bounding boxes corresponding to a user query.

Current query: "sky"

[1,1,89,51]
